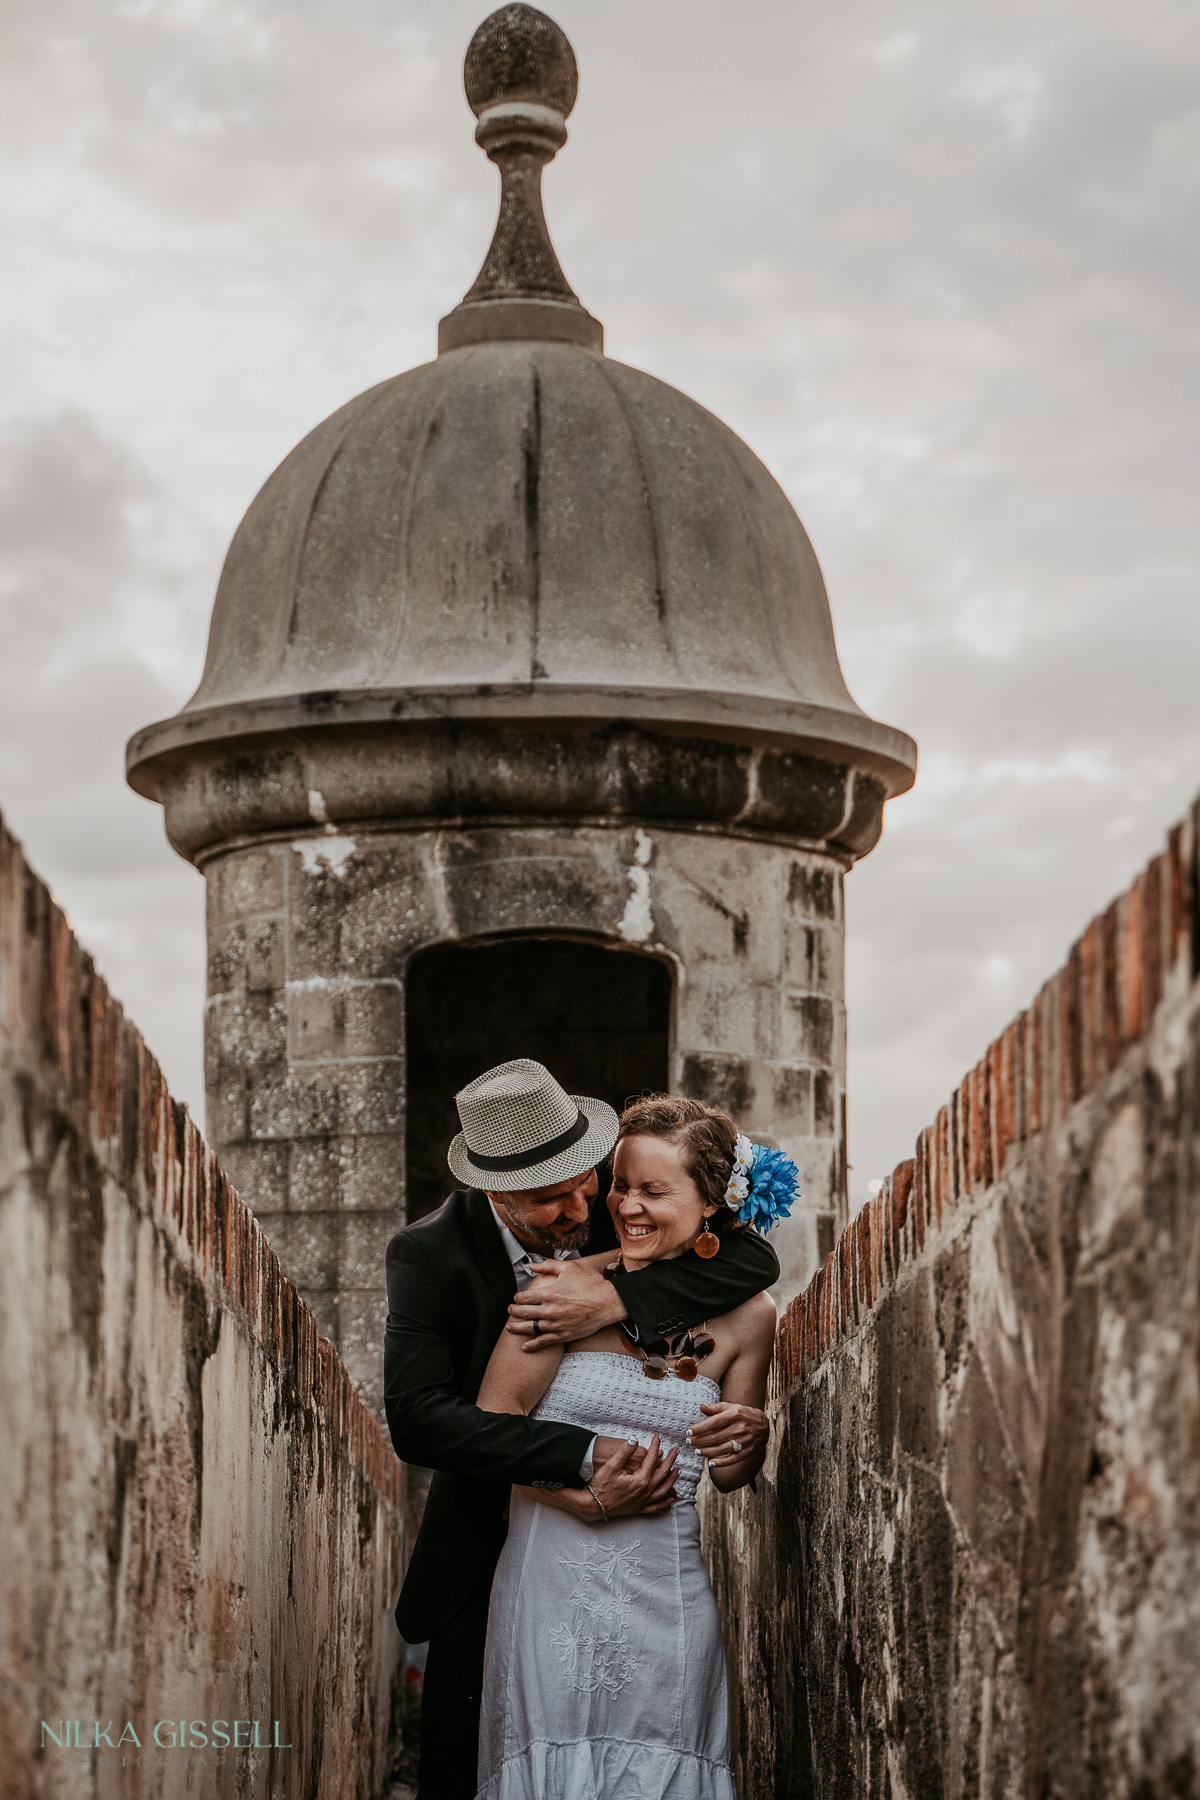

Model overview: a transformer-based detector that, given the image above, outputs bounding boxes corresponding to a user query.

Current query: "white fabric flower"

[722,1134,757,1208]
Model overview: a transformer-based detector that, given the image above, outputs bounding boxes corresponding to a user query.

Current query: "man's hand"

[588,1434,678,1518]
[506,1261,627,1351]
[687,1401,769,1468]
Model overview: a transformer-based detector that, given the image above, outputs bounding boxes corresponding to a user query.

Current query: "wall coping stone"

[0,808,401,1506]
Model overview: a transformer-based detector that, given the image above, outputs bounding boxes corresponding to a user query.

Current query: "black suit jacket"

[384,1187,779,1642]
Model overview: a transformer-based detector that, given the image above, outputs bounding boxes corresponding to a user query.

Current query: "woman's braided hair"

[615,1094,746,1234]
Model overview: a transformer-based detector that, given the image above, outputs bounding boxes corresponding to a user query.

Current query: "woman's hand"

[687,1401,769,1469]
[516,1434,679,1524]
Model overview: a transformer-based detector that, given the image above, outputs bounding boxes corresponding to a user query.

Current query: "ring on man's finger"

[531,1319,541,1336]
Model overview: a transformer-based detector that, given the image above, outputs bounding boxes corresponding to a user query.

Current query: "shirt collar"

[488,1199,534,1269]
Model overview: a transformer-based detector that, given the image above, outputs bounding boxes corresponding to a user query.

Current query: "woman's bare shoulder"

[715,1289,778,1348]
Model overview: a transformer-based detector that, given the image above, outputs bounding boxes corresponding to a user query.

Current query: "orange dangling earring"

[695,1218,720,1259]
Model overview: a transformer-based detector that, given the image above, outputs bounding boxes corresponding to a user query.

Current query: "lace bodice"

[534,1350,720,1502]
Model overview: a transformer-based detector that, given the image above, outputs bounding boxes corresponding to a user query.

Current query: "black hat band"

[465,1109,591,1173]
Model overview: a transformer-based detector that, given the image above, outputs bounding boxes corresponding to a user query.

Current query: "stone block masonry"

[703,800,1200,1799]
[203,815,852,1405]
[0,813,405,1799]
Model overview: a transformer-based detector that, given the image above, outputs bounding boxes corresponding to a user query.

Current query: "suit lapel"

[467,1188,519,1307]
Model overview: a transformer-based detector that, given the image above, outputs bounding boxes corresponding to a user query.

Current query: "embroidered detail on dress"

[550,1539,645,1698]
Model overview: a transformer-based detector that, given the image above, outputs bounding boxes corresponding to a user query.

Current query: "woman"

[474,1094,794,1799]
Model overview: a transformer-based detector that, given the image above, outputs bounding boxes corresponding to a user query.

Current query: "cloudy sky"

[2,0,1198,1209]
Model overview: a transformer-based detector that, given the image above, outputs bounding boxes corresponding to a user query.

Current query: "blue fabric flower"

[738,1143,800,1234]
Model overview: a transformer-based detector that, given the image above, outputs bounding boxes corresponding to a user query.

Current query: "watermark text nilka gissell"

[42,1719,293,1750]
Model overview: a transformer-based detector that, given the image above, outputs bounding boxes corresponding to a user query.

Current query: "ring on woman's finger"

[730,1439,742,1453]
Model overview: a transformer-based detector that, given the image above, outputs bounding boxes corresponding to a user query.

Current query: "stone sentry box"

[127,5,915,1413]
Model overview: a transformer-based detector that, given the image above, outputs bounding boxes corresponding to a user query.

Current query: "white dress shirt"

[488,1200,596,1481]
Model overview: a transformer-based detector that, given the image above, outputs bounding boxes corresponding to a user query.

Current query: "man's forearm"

[383,1317,593,1484]
[608,1228,779,1347]
[386,1385,592,1486]
[504,1234,778,1352]
[513,1484,603,1523]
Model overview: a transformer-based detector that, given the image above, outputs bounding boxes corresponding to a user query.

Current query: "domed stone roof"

[132,340,910,785]
[127,4,915,843]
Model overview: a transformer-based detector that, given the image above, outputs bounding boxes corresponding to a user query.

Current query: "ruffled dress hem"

[476,1735,736,1800]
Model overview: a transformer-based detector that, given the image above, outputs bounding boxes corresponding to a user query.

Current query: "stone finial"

[464,3,579,119]
[438,5,604,354]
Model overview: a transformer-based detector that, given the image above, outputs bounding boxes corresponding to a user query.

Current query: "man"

[384,1059,778,1800]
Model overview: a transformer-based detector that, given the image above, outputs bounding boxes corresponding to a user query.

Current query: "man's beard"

[505,1205,592,1255]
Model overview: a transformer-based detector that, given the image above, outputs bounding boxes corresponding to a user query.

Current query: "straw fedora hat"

[447,1058,619,1193]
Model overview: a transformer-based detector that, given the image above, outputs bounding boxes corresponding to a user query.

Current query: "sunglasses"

[633,1327,716,1382]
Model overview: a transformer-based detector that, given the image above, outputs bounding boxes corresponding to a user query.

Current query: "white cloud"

[872,32,920,67]
[0,0,1196,1220]
[1144,105,1200,195]
[0,410,206,1097]
[953,53,1051,145]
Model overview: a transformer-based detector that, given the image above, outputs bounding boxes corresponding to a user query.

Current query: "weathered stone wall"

[0,813,406,1799]
[704,804,1200,1798]
[206,817,849,1403]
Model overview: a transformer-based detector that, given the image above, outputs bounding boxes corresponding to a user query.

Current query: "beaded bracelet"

[586,1482,609,1523]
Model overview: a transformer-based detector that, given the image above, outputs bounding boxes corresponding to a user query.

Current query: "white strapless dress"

[475,1350,735,1800]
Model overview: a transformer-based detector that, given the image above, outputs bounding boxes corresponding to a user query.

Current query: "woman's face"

[608,1133,716,1264]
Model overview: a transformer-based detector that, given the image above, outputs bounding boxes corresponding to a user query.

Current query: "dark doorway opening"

[404,937,672,1223]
